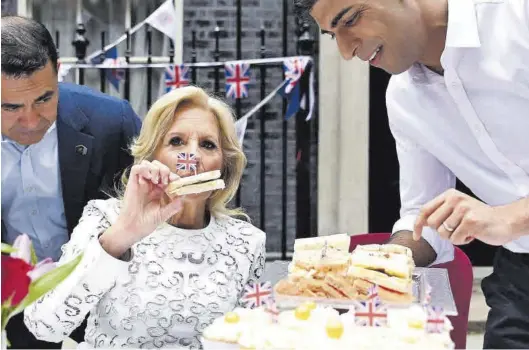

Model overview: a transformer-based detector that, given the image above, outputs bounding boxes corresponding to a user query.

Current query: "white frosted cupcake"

[278,302,339,332]
[202,311,246,349]
[202,307,275,349]
[295,315,348,350]
[238,323,300,350]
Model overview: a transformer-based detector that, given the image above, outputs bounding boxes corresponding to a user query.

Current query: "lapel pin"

[75,145,88,156]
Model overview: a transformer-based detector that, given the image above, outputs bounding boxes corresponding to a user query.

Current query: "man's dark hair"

[1,15,58,78]
[293,0,319,21]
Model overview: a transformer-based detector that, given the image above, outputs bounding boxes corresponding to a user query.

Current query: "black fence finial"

[295,17,315,55]
[72,23,90,62]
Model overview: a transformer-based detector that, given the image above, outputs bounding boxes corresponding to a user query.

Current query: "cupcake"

[202,307,274,350]
[201,310,246,349]
[295,315,348,350]
[278,302,339,332]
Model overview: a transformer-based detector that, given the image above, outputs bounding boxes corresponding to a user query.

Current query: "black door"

[368,67,497,266]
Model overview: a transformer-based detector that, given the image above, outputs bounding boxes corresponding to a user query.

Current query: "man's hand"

[413,189,520,246]
[387,231,437,267]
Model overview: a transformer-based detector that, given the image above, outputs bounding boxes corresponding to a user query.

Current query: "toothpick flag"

[242,281,272,308]
[176,152,197,173]
[354,285,388,327]
[425,305,447,333]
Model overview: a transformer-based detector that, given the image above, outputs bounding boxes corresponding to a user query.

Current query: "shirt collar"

[445,0,481,48]
[1,122,57,149]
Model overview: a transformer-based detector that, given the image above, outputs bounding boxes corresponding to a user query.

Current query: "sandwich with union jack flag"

[225,62,251,99]
[166,169,225,196]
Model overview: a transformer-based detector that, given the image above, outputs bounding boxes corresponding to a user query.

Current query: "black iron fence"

[56,1,318,259]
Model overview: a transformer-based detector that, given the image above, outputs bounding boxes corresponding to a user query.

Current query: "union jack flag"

[264,299,279,322]
[165,64,190,93]
[283,57,309,94]
[353,285,388,327]
[425,305,446,333]
[176,152,197,173]
[241,281,272,308]
[423,282,432,307]
[225,62,250,99]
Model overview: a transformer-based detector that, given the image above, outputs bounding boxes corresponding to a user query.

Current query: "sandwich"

[348,244,414,280]
[293,233,350,252]
[166,170,225,196]
[346,244,415,303]
[289,246,351,278]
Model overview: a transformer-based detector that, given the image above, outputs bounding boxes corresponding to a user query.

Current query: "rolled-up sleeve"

[388,113,455,266]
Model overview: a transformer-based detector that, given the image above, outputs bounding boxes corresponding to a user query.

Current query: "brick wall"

[183,0,318,254]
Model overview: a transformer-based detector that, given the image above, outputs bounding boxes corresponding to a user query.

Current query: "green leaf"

[30,245,38,266]
[1,243,17,254]
[6,253,84,322]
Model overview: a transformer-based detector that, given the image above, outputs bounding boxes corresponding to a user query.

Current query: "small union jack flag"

[283,57,309,94]
[264,299,279,322]
[423,282,432,307]
[176,152,197,173]
[425,305,446,333]
[353,285,388,327]
[225,62,250,99]
[165,64,190,93]
[242,281,272,308]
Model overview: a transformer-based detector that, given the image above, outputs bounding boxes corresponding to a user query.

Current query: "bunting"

[225,62,251,99]
[90,46,125,91]
[164,64,190,93]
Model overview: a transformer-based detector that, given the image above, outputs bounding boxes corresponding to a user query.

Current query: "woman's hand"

[100,160,183,257]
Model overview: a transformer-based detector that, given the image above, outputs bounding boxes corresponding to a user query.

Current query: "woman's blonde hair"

[123,86,248,220]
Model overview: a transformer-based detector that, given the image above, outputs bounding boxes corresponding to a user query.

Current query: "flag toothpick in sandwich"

[176,152,198,175]
[166,170,225,196]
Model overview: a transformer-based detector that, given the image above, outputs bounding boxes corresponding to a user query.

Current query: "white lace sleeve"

[23,200,130,343]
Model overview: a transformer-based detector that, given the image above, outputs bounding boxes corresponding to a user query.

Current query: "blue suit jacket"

[56,83,141,233]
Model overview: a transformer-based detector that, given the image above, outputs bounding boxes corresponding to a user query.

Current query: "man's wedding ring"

[442,222,455,232]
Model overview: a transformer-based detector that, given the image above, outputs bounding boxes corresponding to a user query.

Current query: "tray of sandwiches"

[271,234,456,314]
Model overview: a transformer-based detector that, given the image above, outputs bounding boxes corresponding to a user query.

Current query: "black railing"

[60,0,317,260]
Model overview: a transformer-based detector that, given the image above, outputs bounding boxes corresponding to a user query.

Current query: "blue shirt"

[1,123,69,261]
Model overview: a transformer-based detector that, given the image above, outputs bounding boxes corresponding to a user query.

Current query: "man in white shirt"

[298,0,529,348]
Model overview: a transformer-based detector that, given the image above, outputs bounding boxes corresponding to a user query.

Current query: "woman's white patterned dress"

[24,198,266,349]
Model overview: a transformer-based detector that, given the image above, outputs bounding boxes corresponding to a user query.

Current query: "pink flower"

[27,258,56,281]
[10,234,32,264]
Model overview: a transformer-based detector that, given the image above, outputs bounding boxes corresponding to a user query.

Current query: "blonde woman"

[24,86,266,349]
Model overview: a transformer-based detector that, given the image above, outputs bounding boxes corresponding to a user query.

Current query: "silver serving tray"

[261,261,458,316]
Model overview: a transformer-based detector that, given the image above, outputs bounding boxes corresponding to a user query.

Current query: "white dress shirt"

[387,0,529,265]
[24,198,266,349]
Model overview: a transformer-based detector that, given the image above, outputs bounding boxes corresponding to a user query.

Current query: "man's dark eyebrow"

[1,102,23,109]
[34,90,54,102]
[331,6,353,28]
